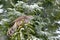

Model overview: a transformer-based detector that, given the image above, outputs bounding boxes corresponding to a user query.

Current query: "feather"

[7,15,34,36]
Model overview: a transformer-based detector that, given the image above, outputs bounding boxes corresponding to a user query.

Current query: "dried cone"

[7,15,34,36]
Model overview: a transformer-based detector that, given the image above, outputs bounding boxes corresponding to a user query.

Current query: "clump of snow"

[2,19,10,22]
[58,35,60,37]
[55,21,60,24]
[29,4,39,10]
[0,9,4,13]
[0,5,3,8]
[17,1,24,4]
[23,3,39,10]
[0,21,3,25]
[57,21,60,24]
[15,1,44,12]
[56,30,60,34]
[48,36,59,39]
[15,1,24,6]
[39,7,44,9]
[23,4,29,8]
[23,3,42,12]
[54,29,60,34]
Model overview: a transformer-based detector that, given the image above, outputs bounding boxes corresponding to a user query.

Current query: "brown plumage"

[7,15,33,36]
